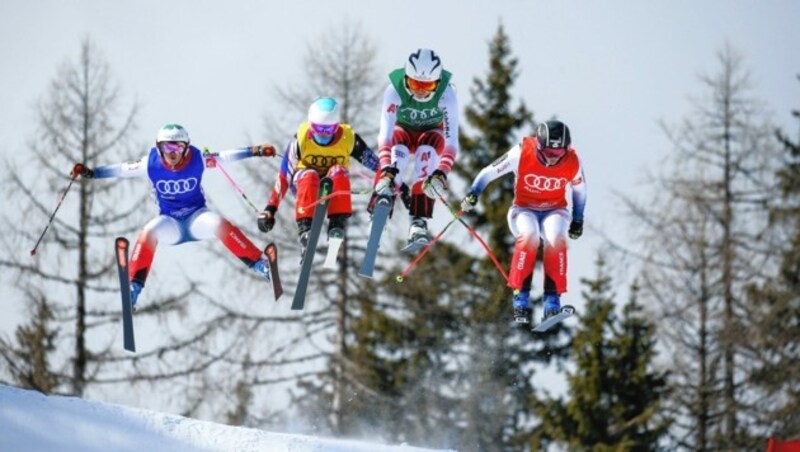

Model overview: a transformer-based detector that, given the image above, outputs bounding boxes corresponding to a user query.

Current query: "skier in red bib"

[461,120,587,326]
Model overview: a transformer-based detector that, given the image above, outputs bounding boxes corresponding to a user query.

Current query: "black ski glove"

[568,220,583,239]
[461,191,479,212]
[258,205,278,233]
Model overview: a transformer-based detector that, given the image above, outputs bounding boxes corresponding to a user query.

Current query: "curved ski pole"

[30,173,78,256]
[396,216,458,282]
[432,187,510,283]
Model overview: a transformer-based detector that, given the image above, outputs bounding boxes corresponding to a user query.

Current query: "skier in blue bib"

[71,124,277,308]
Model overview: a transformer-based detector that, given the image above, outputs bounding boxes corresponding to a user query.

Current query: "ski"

[264,242,283,300]
[401,236,430,254]
[358,195,391,278]
[291,177,333,310]
[323,230,344,269]
[114,237,136,352]
[532,305,576,333]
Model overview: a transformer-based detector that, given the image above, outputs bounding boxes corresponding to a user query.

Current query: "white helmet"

[308,97,340,125]
[156,123,190,143]
[404,48,442,101]
[308,97,340,145]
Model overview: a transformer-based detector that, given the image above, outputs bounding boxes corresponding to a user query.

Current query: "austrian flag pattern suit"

[376,69,459,218]
[468,136,587,294]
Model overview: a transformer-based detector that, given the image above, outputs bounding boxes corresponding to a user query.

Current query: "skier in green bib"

[372,48,461,253]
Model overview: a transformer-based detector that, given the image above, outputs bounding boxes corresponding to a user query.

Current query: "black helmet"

[535,120,571,149]
[535,120,571,166]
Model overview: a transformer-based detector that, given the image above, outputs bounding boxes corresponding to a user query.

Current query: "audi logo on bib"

[155,178,198,195]
[523,174,567,192]
[304,154,345,169]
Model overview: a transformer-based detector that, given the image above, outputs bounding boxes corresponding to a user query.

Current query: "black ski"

[291,177,333,310]
[359,195,392,278]
[264,242,283,300]
[114,237,136,352]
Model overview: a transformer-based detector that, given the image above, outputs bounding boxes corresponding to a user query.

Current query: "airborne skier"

[461,120,587,327]
[71,123,277,308]
[257,97,380,257]
[371,48,461,253]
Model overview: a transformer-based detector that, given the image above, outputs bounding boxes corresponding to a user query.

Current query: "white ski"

[532,305,576,332]
[401,236,430,254]
[323,234,344,269]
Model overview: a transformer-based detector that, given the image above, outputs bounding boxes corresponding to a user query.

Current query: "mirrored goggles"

[406,77,438,93]
[310,123,338,137]
[159,141,187,154]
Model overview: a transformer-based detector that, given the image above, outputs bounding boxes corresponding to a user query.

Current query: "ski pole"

[30,173,78,256]
[205,149,285,159]
[208,152,260,214]
[396,216,458,282]
[431,186,509,283]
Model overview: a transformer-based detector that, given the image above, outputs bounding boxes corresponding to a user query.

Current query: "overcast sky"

[1,0,798,328]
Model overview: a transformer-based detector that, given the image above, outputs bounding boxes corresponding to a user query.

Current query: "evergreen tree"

[337,243,475,448]
[449,23,570,451]
[454,22,534,258]
[0,293,58,393]
[532,256,671,450]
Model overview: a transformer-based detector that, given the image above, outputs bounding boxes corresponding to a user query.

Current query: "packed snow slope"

[0,384,453,452]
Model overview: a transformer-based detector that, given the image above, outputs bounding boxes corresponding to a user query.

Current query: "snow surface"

[0,384,453,452]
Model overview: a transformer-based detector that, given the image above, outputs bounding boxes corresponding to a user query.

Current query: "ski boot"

[403,216,431,253]
[131,281,143,312]
[512,290,532,327]
[250,258,272,282]
[327,214,347,241]
[542,293,561,320]
[297,218,312,260]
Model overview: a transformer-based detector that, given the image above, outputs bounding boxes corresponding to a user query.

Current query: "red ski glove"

[71,163,94,179]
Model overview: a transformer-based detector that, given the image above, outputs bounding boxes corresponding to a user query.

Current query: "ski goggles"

[158,141,188,154]
[406,77,438,93]
[310,123,338,137]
